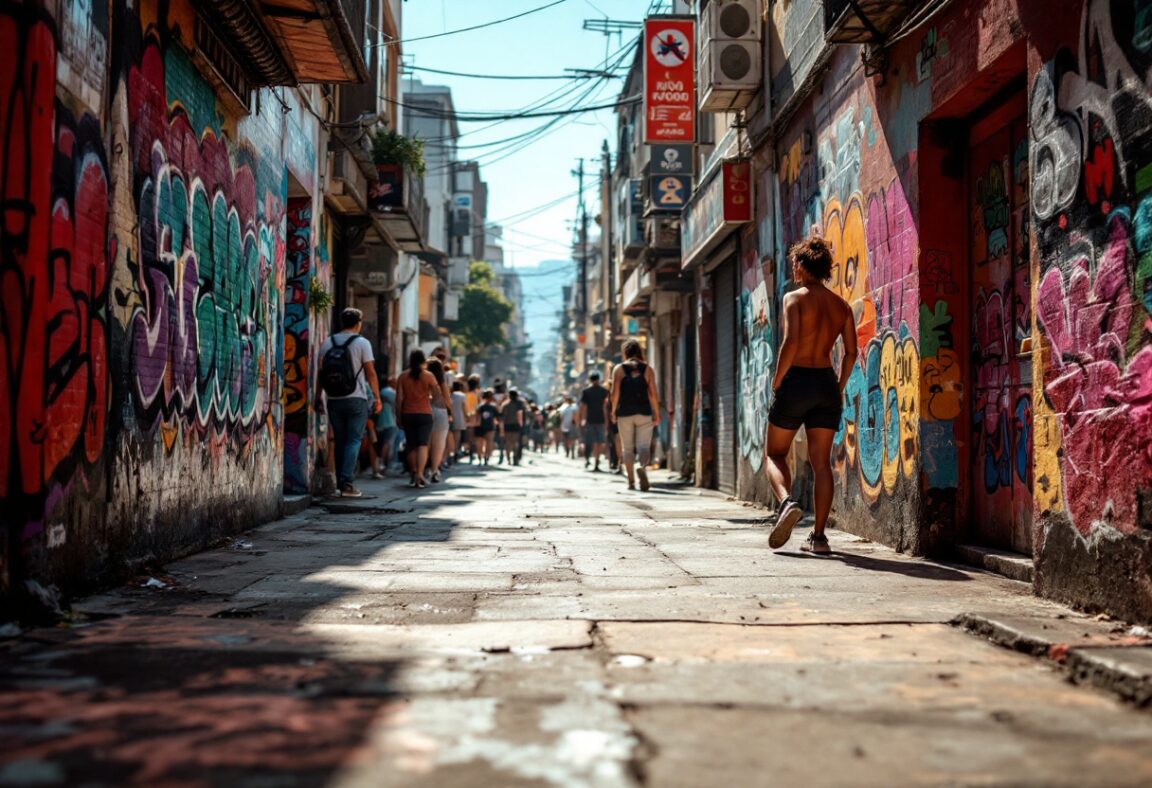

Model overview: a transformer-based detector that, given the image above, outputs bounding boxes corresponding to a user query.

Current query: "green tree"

[448,261,513,361]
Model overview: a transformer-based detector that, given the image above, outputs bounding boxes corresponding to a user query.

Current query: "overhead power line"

[379,0,570,47]
[402,65,611,81]
[387,94,640,122]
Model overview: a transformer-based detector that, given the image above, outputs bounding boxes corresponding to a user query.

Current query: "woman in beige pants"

[610,339,661,491]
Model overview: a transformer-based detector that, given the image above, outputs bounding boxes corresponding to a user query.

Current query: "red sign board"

[643,17,695,144]
[722,159,752,222]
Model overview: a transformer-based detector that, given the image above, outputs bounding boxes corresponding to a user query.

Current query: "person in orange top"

[395,349,437,489]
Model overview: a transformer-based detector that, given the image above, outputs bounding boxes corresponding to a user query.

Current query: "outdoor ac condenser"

[699,0,762,112]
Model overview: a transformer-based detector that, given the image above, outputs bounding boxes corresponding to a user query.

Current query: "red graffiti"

[1,4,109,513]
[1082,136,1116,210]
[1036,217,1152,534]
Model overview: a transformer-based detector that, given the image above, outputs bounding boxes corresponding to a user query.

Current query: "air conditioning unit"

[646,215,681,251]
[699,0,761,112]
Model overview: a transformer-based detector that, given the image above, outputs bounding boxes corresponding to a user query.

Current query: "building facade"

[0,0,424,606]
[591,0,1152,622]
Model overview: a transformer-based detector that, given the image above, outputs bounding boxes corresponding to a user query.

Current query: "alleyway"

[3,455,1152,786]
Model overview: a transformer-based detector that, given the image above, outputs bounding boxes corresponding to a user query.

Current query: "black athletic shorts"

[401,413,434,448]
[768,366,843,431]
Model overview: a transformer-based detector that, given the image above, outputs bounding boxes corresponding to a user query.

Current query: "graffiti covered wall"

[773,50,923,548]
[1028,0,1152,620]
[0,0,320,599]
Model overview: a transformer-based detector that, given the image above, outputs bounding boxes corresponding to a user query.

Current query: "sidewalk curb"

[955,612,1152,708]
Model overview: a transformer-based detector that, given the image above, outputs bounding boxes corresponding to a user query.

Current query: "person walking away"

[315,308,381,498]
[579,373,610,471]
[373,375,397,475]
[559,395,577,457]
[396,349,437,488]
[492,381,508,464]
[475,389,499,464]
[465,375,482,463]
[501,388,526,465]
[610,339,661,491]
[426,358,453,482]
[766,238,858,554]
[450,380,468,463]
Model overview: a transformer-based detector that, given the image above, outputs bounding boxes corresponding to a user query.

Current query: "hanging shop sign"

[681,158,753,270]
[647,143,694,175]
[643,16,695,143]
[648,173,691,213]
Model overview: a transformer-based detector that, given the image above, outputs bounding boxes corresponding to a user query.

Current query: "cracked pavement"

[4,453,1152,786]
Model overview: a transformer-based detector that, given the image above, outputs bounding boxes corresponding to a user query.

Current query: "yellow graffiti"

[1032,312,1064,516]
[781,138,805,185]
[823,195,877,348]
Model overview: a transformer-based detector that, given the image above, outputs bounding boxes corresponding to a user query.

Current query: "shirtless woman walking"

[766,238,858,554]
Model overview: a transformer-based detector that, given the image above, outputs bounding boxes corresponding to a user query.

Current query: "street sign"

[648,143,694,175]
[649,174,690,212]
[643,17,695,143]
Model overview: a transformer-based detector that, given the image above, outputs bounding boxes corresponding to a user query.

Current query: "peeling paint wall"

[1,0,323,600]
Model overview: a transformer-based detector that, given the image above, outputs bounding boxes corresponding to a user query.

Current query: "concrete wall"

[1,0,324,600]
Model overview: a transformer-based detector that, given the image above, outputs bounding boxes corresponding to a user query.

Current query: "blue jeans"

[328,397,369,487]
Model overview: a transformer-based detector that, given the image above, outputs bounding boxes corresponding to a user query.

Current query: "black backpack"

[319,334,362,397]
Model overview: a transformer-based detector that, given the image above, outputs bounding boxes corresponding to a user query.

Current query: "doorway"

[967,100,1033,555]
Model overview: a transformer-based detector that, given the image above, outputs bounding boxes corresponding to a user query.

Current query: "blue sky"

[401,0,662,275]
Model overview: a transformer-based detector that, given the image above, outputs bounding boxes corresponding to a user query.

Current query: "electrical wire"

[376,0,570,47]
[402,64,607,81]
[386,94,640,122]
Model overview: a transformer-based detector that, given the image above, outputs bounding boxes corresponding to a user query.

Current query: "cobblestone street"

[4,454,1152,786]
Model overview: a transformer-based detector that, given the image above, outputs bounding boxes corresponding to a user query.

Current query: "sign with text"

[682,158,754,269]
[643,17,695,143]
[647,143,694,175]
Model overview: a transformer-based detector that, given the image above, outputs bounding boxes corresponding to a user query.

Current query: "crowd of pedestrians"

[315,308,666,498]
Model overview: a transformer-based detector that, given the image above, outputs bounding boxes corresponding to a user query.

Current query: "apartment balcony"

[369,163,429,253]
[621,265,654,316]
[200,0,369,87]
[824,0,924,45]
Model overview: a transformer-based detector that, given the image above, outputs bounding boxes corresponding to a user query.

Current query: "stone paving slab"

[4,452,1152,786]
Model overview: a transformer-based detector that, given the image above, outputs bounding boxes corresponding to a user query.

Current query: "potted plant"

[369,128,425,211]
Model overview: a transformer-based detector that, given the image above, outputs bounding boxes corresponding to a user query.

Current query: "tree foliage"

[449,261,513,357]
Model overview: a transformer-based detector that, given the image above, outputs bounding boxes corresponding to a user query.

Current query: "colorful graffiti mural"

[125,38,284,449]
[284,199,312,492]
[738,262,774,472]
[1,3,110,540]
[1031,0,1152,539]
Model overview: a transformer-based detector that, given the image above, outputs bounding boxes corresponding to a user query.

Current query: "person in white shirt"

[559,395,578,459]
[315,308,381,498]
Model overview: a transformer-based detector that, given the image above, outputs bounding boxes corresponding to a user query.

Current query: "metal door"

[969,114,1033,554]
[714,259,738,495]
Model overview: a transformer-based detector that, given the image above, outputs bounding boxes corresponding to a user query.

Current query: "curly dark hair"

[790,237,834,281]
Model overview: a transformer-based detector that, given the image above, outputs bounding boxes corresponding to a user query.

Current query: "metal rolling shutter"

[714,258,737,495]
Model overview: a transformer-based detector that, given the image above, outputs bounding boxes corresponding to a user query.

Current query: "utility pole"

[574,158,588,334]
[601,140,614,352]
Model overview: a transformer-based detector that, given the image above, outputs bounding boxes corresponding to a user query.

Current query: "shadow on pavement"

[779,548,973,581]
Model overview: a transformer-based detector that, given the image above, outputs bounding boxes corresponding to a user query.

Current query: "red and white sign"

[643,17,695,144]
[722,159,752,222]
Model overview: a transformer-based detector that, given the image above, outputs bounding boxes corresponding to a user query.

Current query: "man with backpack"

[315,308,381,498]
